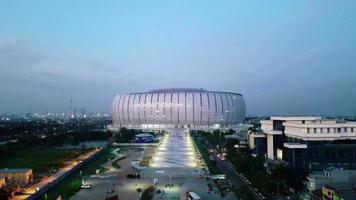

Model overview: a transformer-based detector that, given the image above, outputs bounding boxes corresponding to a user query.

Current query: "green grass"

[42,147,116,200]
[112,160,121,169]
[0,146,89,175]
[112,156,126,169]
[193,138,222,175]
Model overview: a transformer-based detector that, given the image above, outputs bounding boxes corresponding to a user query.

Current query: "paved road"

[204,140,266,200]
[214,156,242,188]
[11,148,102,200]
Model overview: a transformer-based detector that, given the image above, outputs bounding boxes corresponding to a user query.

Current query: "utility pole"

[276,181,280,200]
[219,130,222,152]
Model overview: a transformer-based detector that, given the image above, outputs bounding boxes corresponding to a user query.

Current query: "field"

[42,147,116,200]
[0,146,89,175]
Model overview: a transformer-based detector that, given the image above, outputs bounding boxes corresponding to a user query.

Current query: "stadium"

[112,88,246,130]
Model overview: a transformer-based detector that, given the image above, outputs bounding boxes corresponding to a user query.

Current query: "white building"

[260,116,356,170]
[112,88,246,130]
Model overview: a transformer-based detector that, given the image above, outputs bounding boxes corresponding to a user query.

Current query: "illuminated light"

[150,130,197,168]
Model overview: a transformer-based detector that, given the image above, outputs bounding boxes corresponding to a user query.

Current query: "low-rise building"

[0,176,6,188]
[306,167,356,191]
[0,168,33,186]
[303,167,356,200]
[260,116,356,171]
[321,185,355,200]
[135,133,154,143]
[247,130,267,155]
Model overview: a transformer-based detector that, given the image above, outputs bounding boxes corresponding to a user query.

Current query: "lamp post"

[219,130,222,152]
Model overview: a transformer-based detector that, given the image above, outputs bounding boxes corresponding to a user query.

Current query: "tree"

[235,185,255,200]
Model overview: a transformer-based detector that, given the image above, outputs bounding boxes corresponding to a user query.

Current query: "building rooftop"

[135,133,154,137]
[0,168,32,173]
[270,116,322,121]
[126,88,242,96]
[149,88,207,93]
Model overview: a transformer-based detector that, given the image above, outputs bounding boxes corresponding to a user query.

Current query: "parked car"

[81,184,91,189]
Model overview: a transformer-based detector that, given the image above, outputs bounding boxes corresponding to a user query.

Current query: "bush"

[141,186,155,200]
[126,174,140,179]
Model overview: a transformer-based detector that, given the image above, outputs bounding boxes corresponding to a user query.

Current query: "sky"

[0,0,355,116]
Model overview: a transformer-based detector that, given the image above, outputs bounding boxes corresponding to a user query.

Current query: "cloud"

[0,38,131,113]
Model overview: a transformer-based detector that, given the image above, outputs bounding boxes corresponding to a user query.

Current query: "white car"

[210,174,226,180]
[81,184,91,189]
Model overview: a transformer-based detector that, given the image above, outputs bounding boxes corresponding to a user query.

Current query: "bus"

[186,192,202,200]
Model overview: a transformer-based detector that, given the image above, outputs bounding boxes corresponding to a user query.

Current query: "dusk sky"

[0,1,355,116]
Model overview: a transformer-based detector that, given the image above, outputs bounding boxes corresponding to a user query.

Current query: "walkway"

[150,129,196,168]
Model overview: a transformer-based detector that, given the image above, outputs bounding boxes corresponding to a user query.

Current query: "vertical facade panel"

[193,93,201,126]
[201,93,209,126]
[234,95,240,123]
[215,93,223,124]
[117,95,123,125]
[137,94,142,124]
[226,94,234,124]
[163,93,167,125]
[222,93,229,126]
[112,96,117,125]
[239,96,246,123]
[235,96,241,122]
[139,94,145,125]
[186,93,194,126]
[171,93,179,125]
[131,94,139,125]
[232,95,239,124]
[166,93,172,125]
[178,93,185,125]
[207,93,216,125]
[128,94,135,125]
[121,95,127,124]
[143,93,149,124]
[158,93,165,125]
[147,93,154,124]
[151,93,158,124]
[112,96,118,125]
[126,95,131,124]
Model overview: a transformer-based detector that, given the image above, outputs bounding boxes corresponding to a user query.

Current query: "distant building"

[306,167,356,191]
[0,176,5,188]
[260,116,356,171]
[304,167,356,200]
[135,133,154,143]
[0,169,33,186]
[321,185,355,200]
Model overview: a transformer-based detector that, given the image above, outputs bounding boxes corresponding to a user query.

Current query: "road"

[11,148,102,200]
[204,140,266,200]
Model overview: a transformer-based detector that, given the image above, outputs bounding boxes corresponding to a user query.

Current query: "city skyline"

[1,1,356,116]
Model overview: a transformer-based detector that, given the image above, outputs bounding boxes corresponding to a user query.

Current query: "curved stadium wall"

[112,88,246,130]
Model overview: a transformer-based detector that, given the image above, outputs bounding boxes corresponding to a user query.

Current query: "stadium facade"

[112,88,246,130]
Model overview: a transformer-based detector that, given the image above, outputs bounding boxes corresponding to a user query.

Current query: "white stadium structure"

[112,88,246,130]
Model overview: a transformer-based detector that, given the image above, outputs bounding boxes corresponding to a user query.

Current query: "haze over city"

[0,0,355,115]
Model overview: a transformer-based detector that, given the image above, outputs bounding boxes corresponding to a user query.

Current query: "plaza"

[70,129,237,200]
